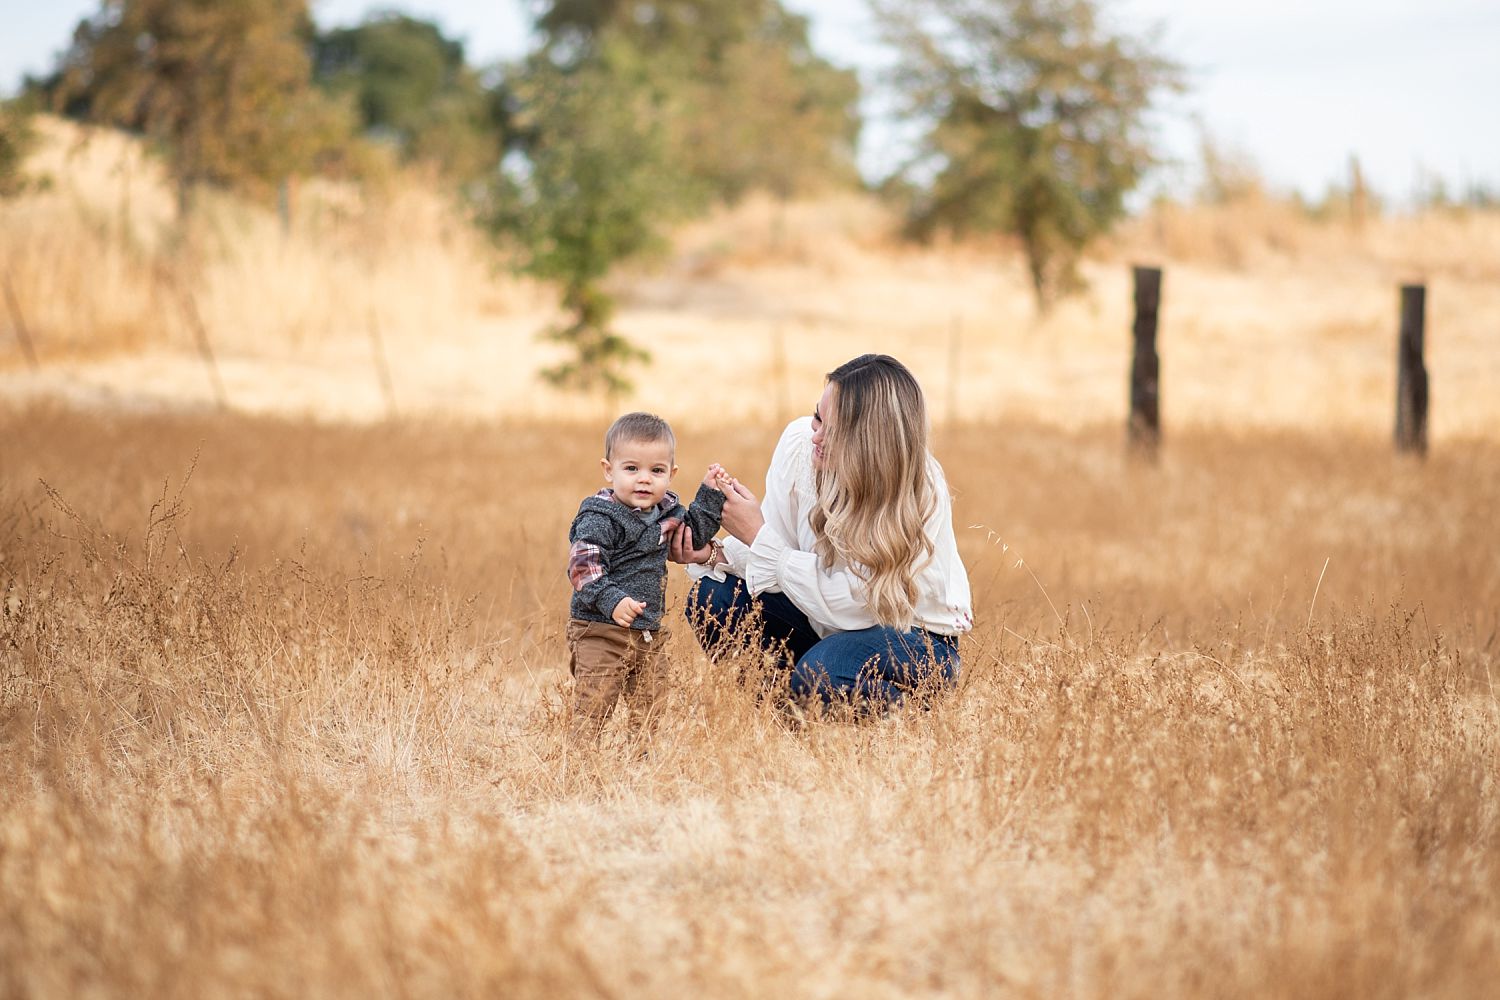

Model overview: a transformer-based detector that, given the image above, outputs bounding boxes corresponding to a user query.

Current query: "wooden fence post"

[277,177,292,236]
[1395,284,1429,455]
[367,308,398,420]
[771,322,787,423]
[168,273,228,412]
[152,261,227,410]
[1128,265,1162,455]
[2,272,40,371]
[946,313,961,427]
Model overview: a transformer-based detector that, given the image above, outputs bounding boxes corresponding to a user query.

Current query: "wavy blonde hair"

[809,355,937,628]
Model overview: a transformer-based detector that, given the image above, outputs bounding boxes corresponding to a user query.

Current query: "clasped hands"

[666,463,765,566]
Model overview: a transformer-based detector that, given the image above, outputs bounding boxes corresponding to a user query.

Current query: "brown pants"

[566,619,668,740]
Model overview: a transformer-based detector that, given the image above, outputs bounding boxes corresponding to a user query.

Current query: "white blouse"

[686,417,974,638]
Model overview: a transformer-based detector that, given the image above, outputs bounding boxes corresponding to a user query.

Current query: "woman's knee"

[685,575,743,621]
[684,574,751,650]
[792,629,959,706]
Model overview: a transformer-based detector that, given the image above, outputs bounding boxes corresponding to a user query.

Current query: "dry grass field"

[2,405,1498,997]
[2,119,1499,997]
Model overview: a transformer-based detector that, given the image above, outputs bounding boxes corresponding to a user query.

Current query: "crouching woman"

[670,354,973,708]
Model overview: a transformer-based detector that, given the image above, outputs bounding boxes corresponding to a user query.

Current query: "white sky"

[3,0,1497,204]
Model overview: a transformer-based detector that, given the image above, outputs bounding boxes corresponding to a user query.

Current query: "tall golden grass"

[2,403,1497,996]
[0,117,537,358]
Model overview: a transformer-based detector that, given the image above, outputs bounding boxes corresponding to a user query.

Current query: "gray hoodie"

[567,484,726,631]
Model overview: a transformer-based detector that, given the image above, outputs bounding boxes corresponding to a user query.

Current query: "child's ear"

[600,458,611,480]
[671,463,679,480]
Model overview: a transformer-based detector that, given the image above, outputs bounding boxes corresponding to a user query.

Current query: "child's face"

[601,438,678,510]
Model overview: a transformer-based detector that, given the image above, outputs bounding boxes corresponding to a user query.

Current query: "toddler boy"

[565,411,729,740]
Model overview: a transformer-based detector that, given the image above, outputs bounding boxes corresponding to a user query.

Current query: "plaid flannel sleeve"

[565,513,630,618]
[567,540,606,591]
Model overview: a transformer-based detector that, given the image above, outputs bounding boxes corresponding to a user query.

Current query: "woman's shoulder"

[769,416,815,494]
[777,415,814,445]
[770,416,814,465]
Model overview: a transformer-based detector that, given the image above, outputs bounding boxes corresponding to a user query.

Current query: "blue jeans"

[685,573,960,707]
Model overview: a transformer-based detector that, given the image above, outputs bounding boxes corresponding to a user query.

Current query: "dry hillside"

[2,117,1498,439]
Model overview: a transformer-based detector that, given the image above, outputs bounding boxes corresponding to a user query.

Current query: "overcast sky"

[4,0,1497,204]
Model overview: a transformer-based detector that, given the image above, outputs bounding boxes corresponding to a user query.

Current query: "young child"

[565,411,729,740]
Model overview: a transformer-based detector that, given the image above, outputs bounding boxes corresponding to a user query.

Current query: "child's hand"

[703,463,733,492]
[612,596,646,627]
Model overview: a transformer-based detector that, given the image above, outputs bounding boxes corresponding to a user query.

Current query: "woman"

[670,354,973,707]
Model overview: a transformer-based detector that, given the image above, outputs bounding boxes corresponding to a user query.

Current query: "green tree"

[531,1,861,201]
[492,41,693,396]
[312,14,502,187]
[667,6,861,200]
[873,0,1182,307]
[54,0,352,216]
[495,1,860,395]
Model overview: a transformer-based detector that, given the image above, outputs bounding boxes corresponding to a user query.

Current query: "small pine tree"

[491,44,694,396]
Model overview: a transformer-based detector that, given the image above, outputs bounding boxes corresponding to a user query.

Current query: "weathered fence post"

[1128,265,1162,456]
[1395,284,1429,455]
[2,271,40,371]
[367,308,398,420]
[277,177,292,237]
[151,260,227,410]
[770,322,787,423]
[163,270,227,412]
[946,313,961,427]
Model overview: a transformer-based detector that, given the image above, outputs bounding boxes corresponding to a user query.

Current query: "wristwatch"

[706,539,725,569]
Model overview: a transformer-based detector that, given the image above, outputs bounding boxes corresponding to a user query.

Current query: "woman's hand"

[667,523,712,565]
[720,479,765,546]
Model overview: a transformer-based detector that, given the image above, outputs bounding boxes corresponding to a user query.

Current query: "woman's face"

[811,382,837,469]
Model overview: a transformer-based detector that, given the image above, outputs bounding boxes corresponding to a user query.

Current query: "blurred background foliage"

[0,102,37,197]
[39,0,353,217]
[9,0,1484,390]
[492,0,861,392]
[312,13,505,190]
[872,0,1183,309]
[7,0,870,389]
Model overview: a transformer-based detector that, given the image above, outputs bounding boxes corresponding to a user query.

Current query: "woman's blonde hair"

[809,355,937,628]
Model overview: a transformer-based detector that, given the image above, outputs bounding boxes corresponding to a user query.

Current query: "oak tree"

[55,0,351,216]
[874,0,1182,307]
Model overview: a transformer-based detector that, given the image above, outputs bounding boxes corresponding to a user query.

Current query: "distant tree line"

[5,0,1192,390]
